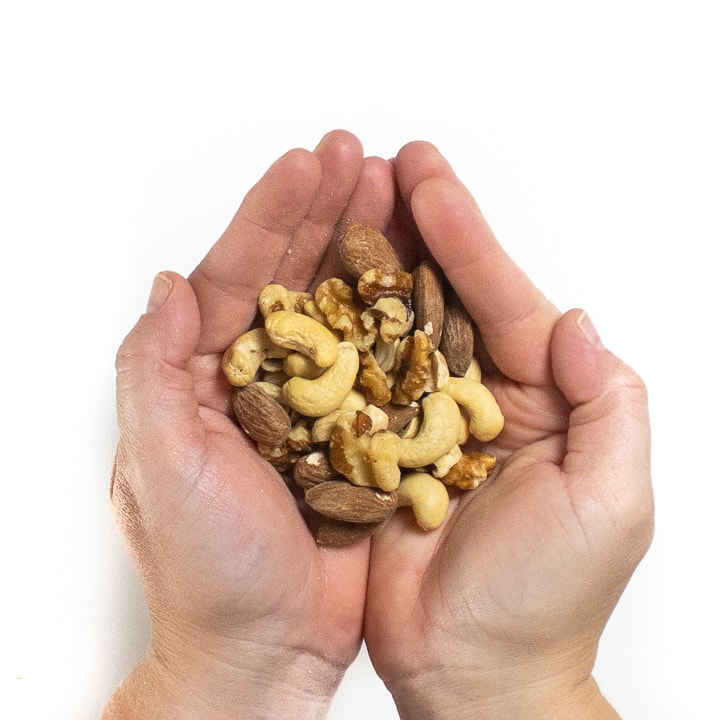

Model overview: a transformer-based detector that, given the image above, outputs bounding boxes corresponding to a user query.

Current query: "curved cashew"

[265,310,339,368]
[397,392,462,468]
[282,341,359,417]
[258,284,312,318]
[222,327,289,387]
[442,377,504,442]
[395,472,450,530]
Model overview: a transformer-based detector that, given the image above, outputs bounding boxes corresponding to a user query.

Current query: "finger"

[408,174,560,386]
[551,309,654,552]
[188,148,323,354]
[115,271,205,486]
[312,155,396,285]
[271,129,365,289]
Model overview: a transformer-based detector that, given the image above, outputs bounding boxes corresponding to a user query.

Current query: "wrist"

[386,666,619,720]
[102,638,349,720]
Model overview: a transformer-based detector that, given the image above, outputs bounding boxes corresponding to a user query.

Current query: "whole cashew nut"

[222,327,290,387]
[442,377,504,442]
[395,472,450,530]
[265,310,339,368]
[282,341,360,417]
[397,391,462,468]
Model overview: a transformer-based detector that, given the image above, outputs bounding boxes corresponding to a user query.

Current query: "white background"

[1,1,718,718]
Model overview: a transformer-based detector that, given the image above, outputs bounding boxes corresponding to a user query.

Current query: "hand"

[104,131,397,719]
[363,143,654,719]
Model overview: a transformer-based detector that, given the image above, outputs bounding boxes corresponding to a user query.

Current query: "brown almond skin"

[305,481,397,523]
[293,452,340,488]
[412,261,445,350]
[439,286,475,376]
[337,223,404,278]
[232,384,292,446]
[315,516,383,546]
[379,403,421,434]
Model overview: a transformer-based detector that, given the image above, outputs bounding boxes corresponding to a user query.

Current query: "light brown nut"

[392,331,435,405]
[363,297,415,344]
[412,261,445,350]
[328,417,401,491]
[293,451,340,488]
[315,516,384,546]
[283,352,325,379]
[358,350,392,406]
[315,278,377,351]
[222,327,289,387]
[442,451,497,490]
[231,384,292,446]
[442,376,505,442]
[439,286,475,376]
[395,472,450,531]
[258,284,313,318]
[265,310,339,368]
[357,268,413,305]
[337,222,404,278]
[396,392,462,468]
[282,341,360,417]
[304,481,397,523]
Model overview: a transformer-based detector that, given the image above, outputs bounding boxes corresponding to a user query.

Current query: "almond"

[232,384,292,446]
[315,516,383,546]
[379,402,421,434]
[293,451,340,488]
[337,223,404,278]
[412,261,445,350]
[439,286,474,376]
[304,480,397,523]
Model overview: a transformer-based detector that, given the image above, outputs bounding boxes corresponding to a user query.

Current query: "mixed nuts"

[221,223,505,545]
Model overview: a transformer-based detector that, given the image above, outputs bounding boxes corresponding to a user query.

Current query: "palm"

[113,131,399,669]
[363,140,652,691]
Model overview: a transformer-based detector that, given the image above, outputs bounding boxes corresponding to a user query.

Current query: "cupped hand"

[364,143,654,717]
[109,130,395,717]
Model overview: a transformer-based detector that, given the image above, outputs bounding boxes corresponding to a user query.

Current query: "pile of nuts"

[222,223,505,545]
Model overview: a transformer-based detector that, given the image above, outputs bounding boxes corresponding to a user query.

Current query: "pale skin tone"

[104,130,653,719]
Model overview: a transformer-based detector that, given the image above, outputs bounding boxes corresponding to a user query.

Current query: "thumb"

[551,309,654,553]
[114,271,204,481]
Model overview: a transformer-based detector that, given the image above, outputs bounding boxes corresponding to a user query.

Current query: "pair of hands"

[105,130,653,719]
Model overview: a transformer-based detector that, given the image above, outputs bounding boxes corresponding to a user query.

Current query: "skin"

[104,130,653,719]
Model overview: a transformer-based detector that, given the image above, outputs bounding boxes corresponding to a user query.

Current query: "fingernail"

[146,273,172,313]
[578,310,604,350]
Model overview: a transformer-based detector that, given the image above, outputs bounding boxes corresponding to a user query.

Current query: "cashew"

[258,284,312,318]
[397,392,462,468]
[432,443,463,478]
[222,327,289,387]
[283,352,325,379]
[265,310,339,368]
[395,472,450,530]
[312,408,356,443]
[442,377,504,442]
[311,389,370,442]
[282,341,360,417]
[464,356,482,382]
